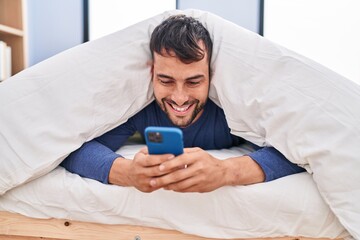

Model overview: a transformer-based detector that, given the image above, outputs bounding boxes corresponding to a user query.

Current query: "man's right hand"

[108,147,174,192]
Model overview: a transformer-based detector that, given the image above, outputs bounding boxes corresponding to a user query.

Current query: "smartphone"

[144,126,184,156]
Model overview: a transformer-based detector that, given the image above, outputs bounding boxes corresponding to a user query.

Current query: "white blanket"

[0,9,359,238]
[0,145,349,239]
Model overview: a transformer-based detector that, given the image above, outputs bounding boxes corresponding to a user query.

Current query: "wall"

[25,0,261,66]
[264,0,360,84]
[89,0,175,40]
[177,0,261,33]
[26,0,83,66]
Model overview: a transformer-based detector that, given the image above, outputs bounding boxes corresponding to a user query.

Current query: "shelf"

[0,24,24,37]
[0,0,27,77]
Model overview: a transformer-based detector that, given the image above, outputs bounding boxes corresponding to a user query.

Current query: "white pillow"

[0,8,359,238]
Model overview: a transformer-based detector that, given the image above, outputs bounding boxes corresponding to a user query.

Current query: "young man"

[61,15,304,193]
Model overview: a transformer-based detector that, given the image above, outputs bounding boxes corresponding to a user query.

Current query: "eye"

[187,81,200,87]
[159,79,173,85]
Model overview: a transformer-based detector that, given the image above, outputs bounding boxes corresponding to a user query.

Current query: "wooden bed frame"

[0,211,341,240]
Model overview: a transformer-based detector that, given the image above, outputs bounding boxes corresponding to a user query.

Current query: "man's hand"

[108,147,175,192]
[149,147,265,193]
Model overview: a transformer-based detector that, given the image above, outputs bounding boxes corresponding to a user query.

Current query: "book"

[0,40,5,81]
[0,40,12,81]
[6,45,12,79]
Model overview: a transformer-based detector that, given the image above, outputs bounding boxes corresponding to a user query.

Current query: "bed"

[0,145,349,239]
[0,9,359,240]
[0,213,345,240]
[0,213,346,240]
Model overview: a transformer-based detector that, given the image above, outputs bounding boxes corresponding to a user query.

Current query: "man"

[61,15,304,193]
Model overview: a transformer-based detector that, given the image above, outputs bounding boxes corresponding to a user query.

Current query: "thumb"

[139,146,149,154]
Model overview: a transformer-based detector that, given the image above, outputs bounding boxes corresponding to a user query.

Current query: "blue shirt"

[61,100,304,184]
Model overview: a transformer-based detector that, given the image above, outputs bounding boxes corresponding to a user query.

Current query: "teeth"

[171,104,190,112]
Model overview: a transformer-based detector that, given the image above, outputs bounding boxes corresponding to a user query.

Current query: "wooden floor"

[0,211,339,240]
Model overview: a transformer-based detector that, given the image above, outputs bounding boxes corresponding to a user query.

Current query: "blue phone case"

[144,126,184,156]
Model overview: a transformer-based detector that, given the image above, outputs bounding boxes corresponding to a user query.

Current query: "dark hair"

[150,15,212,64]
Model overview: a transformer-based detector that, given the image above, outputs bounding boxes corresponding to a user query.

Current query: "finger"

[143,164,174,178]
[164,176,199,192]
[150,167,194,188]
[139,154,175,167]
[139,147,148,154]
[159,152,198,172]
[137,180,163,193]
[169,174,213,193]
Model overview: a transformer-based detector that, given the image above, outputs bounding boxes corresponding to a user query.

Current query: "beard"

[156,98,205,128]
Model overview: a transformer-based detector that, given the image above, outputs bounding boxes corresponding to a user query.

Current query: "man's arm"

[61,137,177,192]
[222,147,305,186]
[60,120,174,192]
[60,140,121,183]
[248,147,305,182]
[60,121,136,183]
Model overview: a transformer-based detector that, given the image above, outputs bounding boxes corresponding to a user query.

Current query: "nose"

[171,85,189,106]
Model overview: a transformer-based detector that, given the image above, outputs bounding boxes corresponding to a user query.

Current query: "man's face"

[152,47,210,128]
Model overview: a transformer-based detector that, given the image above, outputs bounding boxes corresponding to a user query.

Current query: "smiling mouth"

[166,101,194,115]
[170,104,191,112]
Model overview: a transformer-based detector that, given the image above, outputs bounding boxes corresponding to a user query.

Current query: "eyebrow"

[157,74,205,81]
[157,74,174,80]
[186,74,205,81]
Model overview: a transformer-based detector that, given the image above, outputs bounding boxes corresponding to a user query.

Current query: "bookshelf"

[0,0,27,80]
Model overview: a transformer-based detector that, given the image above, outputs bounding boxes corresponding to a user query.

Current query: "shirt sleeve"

[60,140,121,184]
[60,119,137,184]
[248,146,305,182]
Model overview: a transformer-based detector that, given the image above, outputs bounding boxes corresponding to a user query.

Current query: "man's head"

[150,15,213,128]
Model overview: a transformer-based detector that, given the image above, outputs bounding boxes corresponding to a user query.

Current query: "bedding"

[0,8,359,238]
[0,145,349,239]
